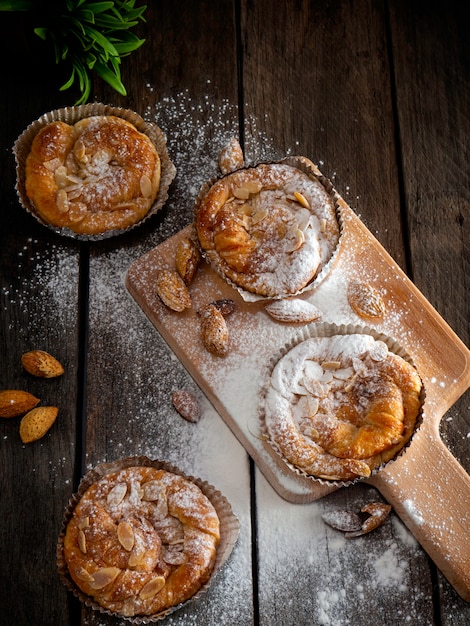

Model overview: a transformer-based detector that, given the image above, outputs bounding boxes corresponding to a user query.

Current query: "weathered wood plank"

[82,2,254,624]
[389,0,470,619]
[0,12,82,626]
[241,0,442,622]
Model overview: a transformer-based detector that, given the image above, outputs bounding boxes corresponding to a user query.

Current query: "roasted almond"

[21,350,64,378]
[218,137,245,174]
[0,390,40,418]
[155,269,192,312]
[265,299,322,323]
[175,237,201,284]
[19,406,58,443]
[200,304,229,357]
[347,282,386,319]
[171,390,200,423]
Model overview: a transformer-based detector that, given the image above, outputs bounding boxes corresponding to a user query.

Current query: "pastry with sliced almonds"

[263,332,423,482]
[194,158,340,298]
[61,464,220,617]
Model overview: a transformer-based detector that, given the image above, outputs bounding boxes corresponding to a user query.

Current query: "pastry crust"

[264,334,422,481]
[25,116,161,235]
[195,163,339,297]
[63,466,220,617]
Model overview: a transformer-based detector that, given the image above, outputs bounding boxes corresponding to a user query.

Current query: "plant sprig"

[1,0,147,104]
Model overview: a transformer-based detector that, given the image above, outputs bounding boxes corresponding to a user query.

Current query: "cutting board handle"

[370,428,470,602]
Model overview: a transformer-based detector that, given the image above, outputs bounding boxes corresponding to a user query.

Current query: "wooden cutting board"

[126,202,470,601]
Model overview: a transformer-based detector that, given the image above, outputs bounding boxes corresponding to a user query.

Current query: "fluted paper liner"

[258,322,425,488]
[193,155,344,303]
[57,456,240,623]
[14,103,177,241]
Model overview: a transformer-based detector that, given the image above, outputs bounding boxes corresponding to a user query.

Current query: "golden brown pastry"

[264,334,422,481]
[63,466,220,617]
[195,162,339,297]
[25,116,161,235]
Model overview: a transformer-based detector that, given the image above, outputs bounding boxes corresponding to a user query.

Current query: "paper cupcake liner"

[14,104,177,241]
[258,322,425,488]
[193,156,344,303]
[57,456,239,623]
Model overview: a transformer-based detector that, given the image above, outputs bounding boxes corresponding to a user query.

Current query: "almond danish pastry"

[60,464,221,618]
[194,160,340,298]
[263,331,423,482]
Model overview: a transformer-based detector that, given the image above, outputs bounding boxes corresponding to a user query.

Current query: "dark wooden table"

[1,1,468,624]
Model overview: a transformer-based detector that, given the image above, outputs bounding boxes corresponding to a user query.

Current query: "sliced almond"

[233,186,250,200]
[154,493,169,520]
[244,181,262,194]
[128,551,145,568]
[56,189,69,214]
[19,406,58,443]
[321,360,342,371]
[251,208,268,225]
[54,165,68,188]
[78,530,87,554]
[294,191,310,208]
[141,480,166,503]
[117,521,135,551]
[44,158,62,172]
[75,566,94,583]
[285,228,305,252]
[0,390,40,418]
[141,480,163,502]
[139,575,166,600]
[140,174,153,198]
[89,567,120,590]
[107,482,127,507]
[21,350,64,378]
[74,138,86,161]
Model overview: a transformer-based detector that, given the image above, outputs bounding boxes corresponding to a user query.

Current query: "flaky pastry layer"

[63,466,220,617]
[195,163,339,297]
[25,116,161,235]
[264,334,422,481]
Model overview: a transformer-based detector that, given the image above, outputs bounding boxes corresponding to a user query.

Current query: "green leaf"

[113,39,145,55]
[0,1,34,9]
[60,67,76,91]
[33,27,47,41]
[84,2,115,14]
[94,59,127,95]
[83,24,119,56]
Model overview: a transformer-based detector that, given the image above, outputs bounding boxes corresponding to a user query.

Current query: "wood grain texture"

[0,0,468,624]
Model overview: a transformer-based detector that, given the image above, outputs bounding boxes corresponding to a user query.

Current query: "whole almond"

[218,137,245,174]
[155,269,192,312]
[171,390,200,423]
[21,350,64,378]
[200,304,229,356]
[0,390,40,418]
[347,282,386,320]
[175,237,201,285]
[19,406,58,443]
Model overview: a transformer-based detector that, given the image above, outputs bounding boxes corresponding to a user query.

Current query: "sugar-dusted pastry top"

[264,334,423,481]
[63,466,220,617]
[25,116,161,235]
[195,163,339,297]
